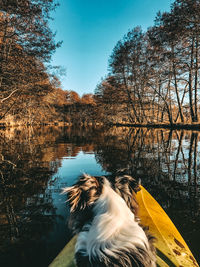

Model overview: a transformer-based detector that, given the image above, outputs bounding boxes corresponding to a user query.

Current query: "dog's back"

[64,175,156,267]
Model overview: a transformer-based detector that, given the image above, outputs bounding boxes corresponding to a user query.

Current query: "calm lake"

[0,126,199,266]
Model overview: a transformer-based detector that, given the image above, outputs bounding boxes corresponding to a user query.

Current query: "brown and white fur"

[63,174,156,267]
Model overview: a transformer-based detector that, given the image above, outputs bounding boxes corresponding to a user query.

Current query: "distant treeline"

[1,0,200,127]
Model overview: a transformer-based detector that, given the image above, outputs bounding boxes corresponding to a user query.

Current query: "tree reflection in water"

[0,127,64,267]
[0,126,199,266]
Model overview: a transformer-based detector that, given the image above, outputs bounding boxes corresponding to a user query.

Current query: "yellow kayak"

[137,186,198,267]
[49,186,199,267]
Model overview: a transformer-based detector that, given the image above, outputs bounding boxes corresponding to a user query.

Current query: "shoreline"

[1,121,200,131]
[114,122,200,130]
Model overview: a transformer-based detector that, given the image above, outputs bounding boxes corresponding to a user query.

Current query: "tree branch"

[1,89,19,103]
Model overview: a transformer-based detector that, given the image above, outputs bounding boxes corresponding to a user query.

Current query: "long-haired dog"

[63,174,156,267]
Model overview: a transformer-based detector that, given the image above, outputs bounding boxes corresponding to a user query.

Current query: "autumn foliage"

[95,0,200,126]
[2,0,200,127]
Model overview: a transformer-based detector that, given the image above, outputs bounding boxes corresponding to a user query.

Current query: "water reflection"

[95,128,200,185]
[0,126,199,266]
[0,127,64,267]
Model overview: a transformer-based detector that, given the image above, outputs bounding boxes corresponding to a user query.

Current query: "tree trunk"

[171,45,184,123]
[188,37,195,122]
[194,37,199,122]
[123,70,140,123]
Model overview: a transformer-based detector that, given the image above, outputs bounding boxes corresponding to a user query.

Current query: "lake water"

[0,126,199,266]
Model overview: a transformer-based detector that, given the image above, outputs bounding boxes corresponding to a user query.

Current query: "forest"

[0,0,98,126]
[1,0,200,128]
[96,0,200,127]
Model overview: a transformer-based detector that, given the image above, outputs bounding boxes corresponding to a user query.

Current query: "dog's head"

[63,174,104,212]
[64,173,140,214]
[63,173,140,232]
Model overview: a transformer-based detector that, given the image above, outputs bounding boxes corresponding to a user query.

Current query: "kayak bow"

[137,186,198,267]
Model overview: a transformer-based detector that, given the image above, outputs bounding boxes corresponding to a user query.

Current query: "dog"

[63,174,156,267]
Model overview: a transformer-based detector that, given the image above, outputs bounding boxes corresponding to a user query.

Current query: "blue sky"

[50,0,173,96]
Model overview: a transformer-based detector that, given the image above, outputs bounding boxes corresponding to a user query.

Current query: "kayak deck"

[137,186,198,267]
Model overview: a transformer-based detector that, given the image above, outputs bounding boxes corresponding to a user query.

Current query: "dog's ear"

[62,185,83,212]
[114,175,140,215]
[62,174,103,212]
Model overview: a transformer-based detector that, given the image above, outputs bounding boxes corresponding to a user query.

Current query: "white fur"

[75,178,155,265]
